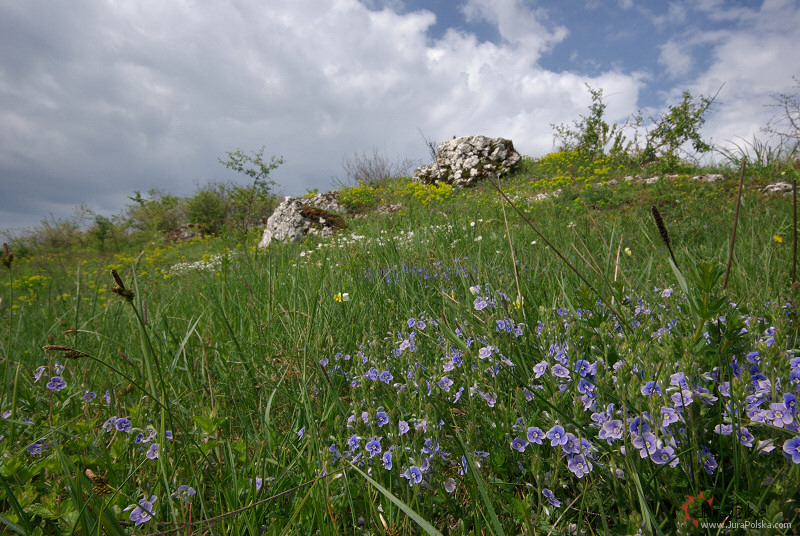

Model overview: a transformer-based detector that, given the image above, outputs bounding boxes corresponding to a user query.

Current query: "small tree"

[89,215,113,251]
[219,147,282,236]
[552,85,628,162]
[633,90,717,171]
[762,76,800,153]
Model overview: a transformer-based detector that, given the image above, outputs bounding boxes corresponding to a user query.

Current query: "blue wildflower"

[542,488,561,507]
[641,381,662,396]
[115,418,132,433]
[376,411,389,427]
[783,436,800,464]
[126,495,156,526]
[546,425,568,446]
[510,437,528,453]
[365,438,382,458]
[171,485,196,503]
[405,466,423,486]
[438,376,453,392]
[567,454,592,478]
[46,376,67,391]
[527,426,545,444]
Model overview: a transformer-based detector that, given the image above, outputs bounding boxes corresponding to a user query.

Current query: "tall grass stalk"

[724,159,747,290]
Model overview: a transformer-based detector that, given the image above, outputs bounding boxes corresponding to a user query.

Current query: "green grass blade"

[347,463,444,536]
[0,476,33,536]
[452,430,506,536]
[0,513,25,536]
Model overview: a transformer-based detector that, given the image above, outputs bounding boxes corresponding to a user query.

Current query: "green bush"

[186,185,228,234]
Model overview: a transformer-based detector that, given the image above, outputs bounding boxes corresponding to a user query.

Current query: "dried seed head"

[1,243,12,269]
[85,469,115,496]
[111,286,135,301]
[110,269,125,289]
[43,344,75,352]
[651,205,679,267]
[651,206,671,248]
[43,345,88,359]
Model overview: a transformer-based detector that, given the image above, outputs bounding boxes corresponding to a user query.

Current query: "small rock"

[762,182,794,194]
[693,174,724,183]
[376,203,402,215]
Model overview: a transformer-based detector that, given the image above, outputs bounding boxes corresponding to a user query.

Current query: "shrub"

[186,184,228,234]
[341,148,416,186]
[126,189,184,234]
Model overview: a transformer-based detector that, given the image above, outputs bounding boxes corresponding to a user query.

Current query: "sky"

[2,0,799,237]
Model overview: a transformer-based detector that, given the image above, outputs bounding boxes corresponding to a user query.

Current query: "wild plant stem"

[724,159,746,290]
[793,166,797,284]
[485,174,629,332]
[496,174,525,319]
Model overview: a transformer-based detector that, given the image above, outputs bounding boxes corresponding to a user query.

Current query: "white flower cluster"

[167,254,224,276]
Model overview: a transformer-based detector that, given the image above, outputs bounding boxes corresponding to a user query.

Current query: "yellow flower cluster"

[339,181,378,210]
[406,181,453,206]
[527,149,614,191]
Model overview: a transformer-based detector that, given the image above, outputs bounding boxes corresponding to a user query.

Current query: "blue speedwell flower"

[171,485,196,503]
[115,418,133,433]
[126,495,157,526]
[46,376,67,391]
[542,488,561,507]
[567,454,592,478]
[365,438,382,458]
[381,450,393,470]
[783,436,800,464]
[405,466,423,486]
[527,426,545,444]
[146,443,159,460]
[510,437,528,452]
[438,376,454,392]
[546,425,568,446]
[376,411,389,427]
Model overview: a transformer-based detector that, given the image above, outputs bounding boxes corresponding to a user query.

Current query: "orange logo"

[678,491,714,527]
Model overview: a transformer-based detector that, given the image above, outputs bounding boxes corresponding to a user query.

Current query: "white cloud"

[0,0,645,230]
[658,40,694,78]
[674,0,800,152]
[461,0,568,53]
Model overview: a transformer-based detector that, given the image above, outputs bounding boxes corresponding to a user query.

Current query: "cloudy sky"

[2,0,799,235]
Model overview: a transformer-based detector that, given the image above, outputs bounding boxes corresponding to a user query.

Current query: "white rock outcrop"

[414,135,521,187]
[258,192,346,249]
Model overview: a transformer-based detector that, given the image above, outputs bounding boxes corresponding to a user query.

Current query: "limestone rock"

[376,203,402,215]
[762,182,794,194]
[258,192,346,248]
[693,174,724,183]
[414,135,521,187]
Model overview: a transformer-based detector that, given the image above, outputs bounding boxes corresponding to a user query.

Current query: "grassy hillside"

[1,153,800,535]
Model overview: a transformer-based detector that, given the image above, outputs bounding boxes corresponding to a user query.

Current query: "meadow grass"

[1,160,800,535]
